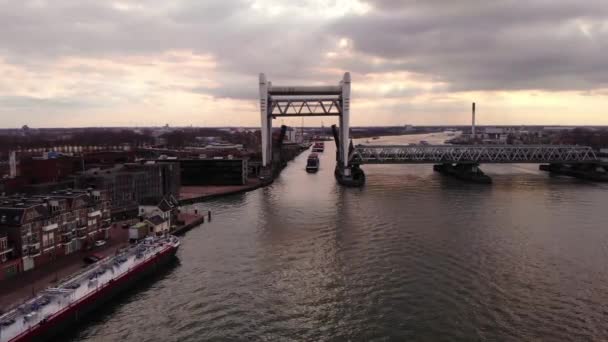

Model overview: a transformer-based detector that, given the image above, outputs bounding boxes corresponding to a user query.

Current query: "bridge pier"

[539,163,608,182]
[433,163,492,184]
[330,124,365,187]
[335,164,366,187]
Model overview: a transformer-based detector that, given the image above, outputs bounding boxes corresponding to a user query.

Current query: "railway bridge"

[348,144,606,184]
[350,144,598,165]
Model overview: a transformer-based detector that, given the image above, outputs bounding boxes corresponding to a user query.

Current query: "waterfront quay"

[178,180,264,205]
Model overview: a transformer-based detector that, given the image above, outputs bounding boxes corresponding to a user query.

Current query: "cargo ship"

[0,235,180,342]
[312,142,324,153]
[306,153,320,173]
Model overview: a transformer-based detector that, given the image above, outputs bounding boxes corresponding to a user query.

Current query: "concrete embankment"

[178,179,267,205]
[172,215,206,235]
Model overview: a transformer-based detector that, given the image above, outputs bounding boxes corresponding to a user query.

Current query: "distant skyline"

[1,0,607,128]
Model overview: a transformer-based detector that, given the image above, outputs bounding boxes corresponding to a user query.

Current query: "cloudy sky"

[1,0,607,127]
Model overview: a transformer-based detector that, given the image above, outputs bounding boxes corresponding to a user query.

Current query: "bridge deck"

[350,144,599,164]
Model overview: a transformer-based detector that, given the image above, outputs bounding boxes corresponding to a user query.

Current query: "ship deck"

[0,236,179,342]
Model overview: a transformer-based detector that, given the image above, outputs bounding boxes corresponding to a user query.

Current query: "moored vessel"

[0,235,180,342]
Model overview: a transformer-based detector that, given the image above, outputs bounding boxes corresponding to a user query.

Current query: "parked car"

[83,255,101,264]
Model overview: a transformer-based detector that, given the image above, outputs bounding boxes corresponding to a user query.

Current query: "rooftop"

[132,222,148,229]
[145,215,166,226]
[157,198,174,212]
[0,189,102,225]
[0,189,95,207]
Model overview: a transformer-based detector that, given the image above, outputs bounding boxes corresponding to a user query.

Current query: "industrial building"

[164,159,248,186]
[74,162,180,219]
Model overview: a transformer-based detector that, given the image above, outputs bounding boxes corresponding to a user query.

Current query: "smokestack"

[472,102,476,141]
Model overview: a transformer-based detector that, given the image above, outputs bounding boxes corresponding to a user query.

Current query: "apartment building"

[0,189,110,280]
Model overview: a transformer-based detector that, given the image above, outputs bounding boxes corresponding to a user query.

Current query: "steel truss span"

[350,145,599,165]
[269,97,342,117]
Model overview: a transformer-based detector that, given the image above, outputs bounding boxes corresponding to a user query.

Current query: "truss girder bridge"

[349,145,599,165]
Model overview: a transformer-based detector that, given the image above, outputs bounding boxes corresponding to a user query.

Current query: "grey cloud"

[0,0,333,68]
[0,0,341,100]
[0,95,105,109]
[331,0,608,91]
[1,0,607,109]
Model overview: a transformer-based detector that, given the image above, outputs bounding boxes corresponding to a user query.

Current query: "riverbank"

[178,178,268,205]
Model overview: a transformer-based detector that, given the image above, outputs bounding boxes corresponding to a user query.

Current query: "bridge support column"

[540,163,608,182]
[339,72,351,175]
[433,163,492,184]
[334,72,365,187]
[259,73,272,169]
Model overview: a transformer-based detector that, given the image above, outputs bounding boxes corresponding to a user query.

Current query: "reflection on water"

[73,133,608,341]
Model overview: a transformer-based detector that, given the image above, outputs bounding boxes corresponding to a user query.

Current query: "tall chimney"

[472,102,476,141]
[9,150,19,179]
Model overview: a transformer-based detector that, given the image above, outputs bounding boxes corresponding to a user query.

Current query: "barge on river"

[312,142,325,153]
[0,235,180,342]
[306,153,320,173]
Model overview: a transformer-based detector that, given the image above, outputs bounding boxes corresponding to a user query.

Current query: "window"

[4,265,17,277]
[42,232,55,248]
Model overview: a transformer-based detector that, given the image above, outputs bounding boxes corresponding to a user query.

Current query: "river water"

[71,133,608,341]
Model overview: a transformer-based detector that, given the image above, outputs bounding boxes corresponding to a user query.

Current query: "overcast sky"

[1,0,607,127]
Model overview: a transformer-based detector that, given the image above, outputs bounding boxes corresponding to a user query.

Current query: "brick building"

[2,150,136,196]
[0,189,111,280]
[17,157,79,184]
